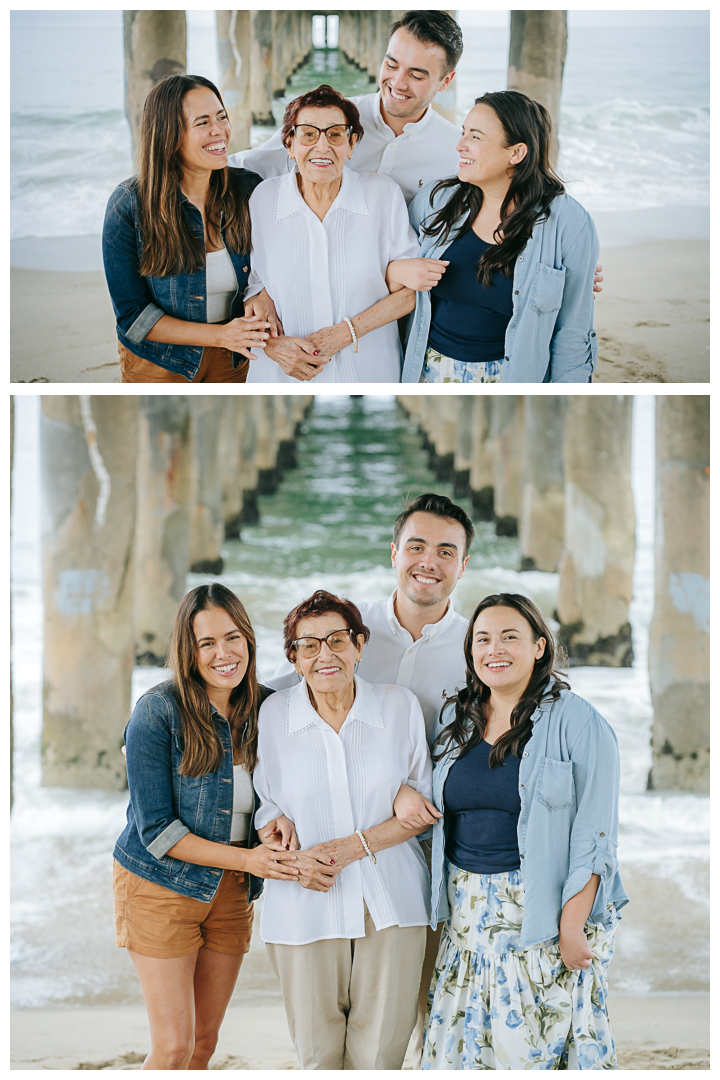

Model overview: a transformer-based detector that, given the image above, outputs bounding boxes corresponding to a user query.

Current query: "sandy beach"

[10,994,710,1070]
[10,226,709,385]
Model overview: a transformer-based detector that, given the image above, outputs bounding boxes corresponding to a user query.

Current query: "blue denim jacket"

[102,168,261,380]
[113,680,271,903]
[429,687,628,948]
[402,185,599,384]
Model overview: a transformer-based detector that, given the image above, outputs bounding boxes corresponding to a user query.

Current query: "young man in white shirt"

[229,10,464,206]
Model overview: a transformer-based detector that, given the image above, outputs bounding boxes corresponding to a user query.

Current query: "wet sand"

[10,995,710,1070]
[10,238,709,384]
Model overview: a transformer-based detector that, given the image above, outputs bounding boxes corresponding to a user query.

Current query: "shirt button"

[523,752,528,757]
[599,831,605,837]
[520,783,525,788]
[518,255,524,261]
[520,853,524,859]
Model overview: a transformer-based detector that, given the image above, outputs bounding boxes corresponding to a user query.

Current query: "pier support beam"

[133,397,191,666]
[489,398,525,537]
[520,397,567,572]
[41,397,137,789]
[648,398,709,792]
[557,397,635,666]
[250,10,275,125]
[124,10,187,169]
[507,11,567,164]
[216,10,251,154]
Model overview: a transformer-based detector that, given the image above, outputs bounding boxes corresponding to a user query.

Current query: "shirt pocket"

[530,263,566,315]
[536,756,574,811]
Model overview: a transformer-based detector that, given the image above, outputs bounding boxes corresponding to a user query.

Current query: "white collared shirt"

[229,92,461,206]
[245,167,418,383]
[253,676,431,945]
[267,592,469,742]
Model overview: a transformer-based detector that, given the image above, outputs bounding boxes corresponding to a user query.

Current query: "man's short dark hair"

[393,493,475,559]
[388,10,464,76]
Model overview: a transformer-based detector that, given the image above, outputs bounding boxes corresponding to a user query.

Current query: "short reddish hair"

[281,84,364,150]
[283,590,371,660]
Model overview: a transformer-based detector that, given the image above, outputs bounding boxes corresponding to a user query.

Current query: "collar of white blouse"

[285,674,387,736]
[275,164,372,223]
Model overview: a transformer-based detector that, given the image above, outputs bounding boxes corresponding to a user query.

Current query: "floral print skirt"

[422,865,618,1071]
[420,347,504,384]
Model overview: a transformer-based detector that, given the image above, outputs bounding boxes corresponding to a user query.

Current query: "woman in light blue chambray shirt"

[393,91,600,384]
[396,593,627,1070]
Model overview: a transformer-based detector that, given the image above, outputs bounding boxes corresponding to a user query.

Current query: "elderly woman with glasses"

[244,85,419,382]
[252,590,434,1069]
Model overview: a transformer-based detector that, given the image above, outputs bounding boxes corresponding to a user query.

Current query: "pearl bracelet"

[344,316,359,353]
[356,829,377,864]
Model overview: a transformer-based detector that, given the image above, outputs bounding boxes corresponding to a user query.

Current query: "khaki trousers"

[266,905,426,1070]
[118,342,248,383]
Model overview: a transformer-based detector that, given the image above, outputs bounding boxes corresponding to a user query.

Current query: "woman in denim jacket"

[394,593,627,1069]
[113,584,300,1069]
[102,74,288,382]
[391,91,600,383]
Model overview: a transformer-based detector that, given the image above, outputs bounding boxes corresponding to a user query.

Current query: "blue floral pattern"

[422,865,618,1071]
[419,347,504,384]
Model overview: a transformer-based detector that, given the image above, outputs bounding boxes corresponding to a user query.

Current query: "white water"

[10,396,708,1006]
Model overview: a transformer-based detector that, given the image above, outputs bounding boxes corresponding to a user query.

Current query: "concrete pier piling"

[508,11,567,164]
[41,398,138,790]
[557,397,635,666]
[648,398,709,792]
[489,398,525,537]
[123,10,187,169]
[38,395,313,789]
[134,397,192,667]
[250,10,275,125]
[520,397,567,572]
[216,10,251,154]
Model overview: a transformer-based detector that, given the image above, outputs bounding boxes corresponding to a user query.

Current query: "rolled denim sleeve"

[102,183,166,344]
[124,693,190,860]
[561,709,621,914]
[548,211,600,382]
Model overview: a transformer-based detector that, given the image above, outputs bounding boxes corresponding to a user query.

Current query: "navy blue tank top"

[428,229,514,363]
[443,739,521,875]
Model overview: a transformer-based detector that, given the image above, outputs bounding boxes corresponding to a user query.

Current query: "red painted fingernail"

[330,859,335,865]
[313,350,319,356]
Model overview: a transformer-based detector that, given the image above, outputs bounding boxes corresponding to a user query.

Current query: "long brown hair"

[433,593,569,767]
[137,74,252,278]
[422,91,565,287]
[169,584,260,777]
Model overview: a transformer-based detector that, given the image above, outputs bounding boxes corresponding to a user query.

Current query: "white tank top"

[230,763,254,842]
[205,246,238,323]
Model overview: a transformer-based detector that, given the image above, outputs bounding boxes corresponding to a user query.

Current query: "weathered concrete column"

[188,399,226,574]
[507,10,567,163]
[648,397,709,792]
[489,397,525,536]
[468,399,494,521]
[41,397,137,789]
[452,397,475,498]
[520,397,567,571]
[216,10,251,154]
[133,397,191,666]
[124,10,187,169]
[557,397,635,666]
[250,10,275,125]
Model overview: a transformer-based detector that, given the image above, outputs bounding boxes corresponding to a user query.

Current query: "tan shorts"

[113,861,254,958]
[118,342,249,383]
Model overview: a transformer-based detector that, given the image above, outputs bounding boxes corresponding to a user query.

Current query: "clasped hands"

[258,816,344,893]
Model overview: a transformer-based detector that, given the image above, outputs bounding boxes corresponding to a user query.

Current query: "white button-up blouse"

[253,676,432,945]
[244,167,419,383]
